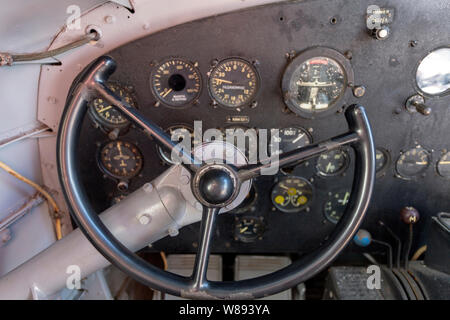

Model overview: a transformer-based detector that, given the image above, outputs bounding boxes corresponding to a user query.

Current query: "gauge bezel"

[315,148,350,177]
[413,45,450,98]
[395,146,431,180]
[436,151,450,179]
[234,215,265,243]
[271,175,314,213]
[271,126,313,155]
[88,81,137,132]
[281,47,354,119]
[207,57,261,109]
[323,190,351,224]
[97,140,143,180]
[149,57,202,109]
[375,147,391,178]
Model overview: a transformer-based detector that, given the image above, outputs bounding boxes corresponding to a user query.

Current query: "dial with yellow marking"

[234,216,265,243]
[396,146,430,178]
[99,141,143,179]
[151,58,201,107]
[316,149,349,176]
[271,176,313,213]
[208,58,260,108]
[91,83,136,127]
[324,190,351,224]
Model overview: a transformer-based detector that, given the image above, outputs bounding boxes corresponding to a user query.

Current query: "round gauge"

[150,58,201,107]
[436,151,450,178]
[396,147,430,179]
[90,83,136,128]
[269,127,312,156]
[271,176,313,213]
[158,125,200,165]
[208,58,260,108]
[375,148,390,176]
[232,184,257,214]
[282,47,353,118]
[234,216,264,243]
[316,149,349,176]
[99,141,143,179]
[324,190,351,224]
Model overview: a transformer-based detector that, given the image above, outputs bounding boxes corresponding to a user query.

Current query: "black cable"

[372,239,393,269]
[404,224,413,270]
[378,220,402,268]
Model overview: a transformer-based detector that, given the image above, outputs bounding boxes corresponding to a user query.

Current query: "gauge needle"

[292,133,305,144]
[214,78,233,84]
[240,227,248,233]
[440,161,450,165]
[162,88,172,98]
[326,162,333,172]
[97,106,113,113]
[415,161,428,165]
[339,192,350,206]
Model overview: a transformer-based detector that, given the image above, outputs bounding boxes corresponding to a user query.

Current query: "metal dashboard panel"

[77,0,450,254]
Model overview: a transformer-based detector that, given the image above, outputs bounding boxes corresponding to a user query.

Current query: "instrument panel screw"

[143,183,153,193]
[352,86,366,98]
[409,40,418,47]
[104,15,116,24]
[344,50,353,60]
[250,101,258,108]
[168,227,179,237]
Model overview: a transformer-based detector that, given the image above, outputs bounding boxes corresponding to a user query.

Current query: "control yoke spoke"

[238,131,359,181]
[191,207,220,289]
[93,82,201,172]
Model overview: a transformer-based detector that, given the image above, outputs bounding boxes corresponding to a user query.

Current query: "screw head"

[138,214,152,225]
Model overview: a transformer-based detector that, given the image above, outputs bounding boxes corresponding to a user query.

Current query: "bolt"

[375,27,390,40]
[353,85,366,98]
[143,23,150,30]
[409,40,418,47]
[104,15,115,24]
[344,50,353,60]
[137,214,152,225]
[168,227,179,237]
[143,183,153,193]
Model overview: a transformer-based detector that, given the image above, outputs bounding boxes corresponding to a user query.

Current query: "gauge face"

[282,48,352,118]
[324,190,351,224]
[269,127,312,156]
[151,58,201,107]
[90,83,135,127]
[293,57,345,111]
[158,125,200,165]
[436,152,450,178]
[375,148,390,175]
[396,147,430,178]
[234,216,264,243]
[208,58,260,108]
[316,149,349,176]
[271,176,313,213]
[99,141,143,179]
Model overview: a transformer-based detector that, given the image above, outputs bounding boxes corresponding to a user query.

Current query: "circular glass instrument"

[436,151,450,178]
[324,190,351,224]
[150,58,201,107]
[158,125,200,165]
[269,127,312,156]
[416,47,450,96]
[396,147,430,179]
[271,176,313,213]
[282,48,352,118]
[316,149,349,176]
[234,216,265,243]
[90,83,136,128]
[208,58,260,108]
[99,141,143,179]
